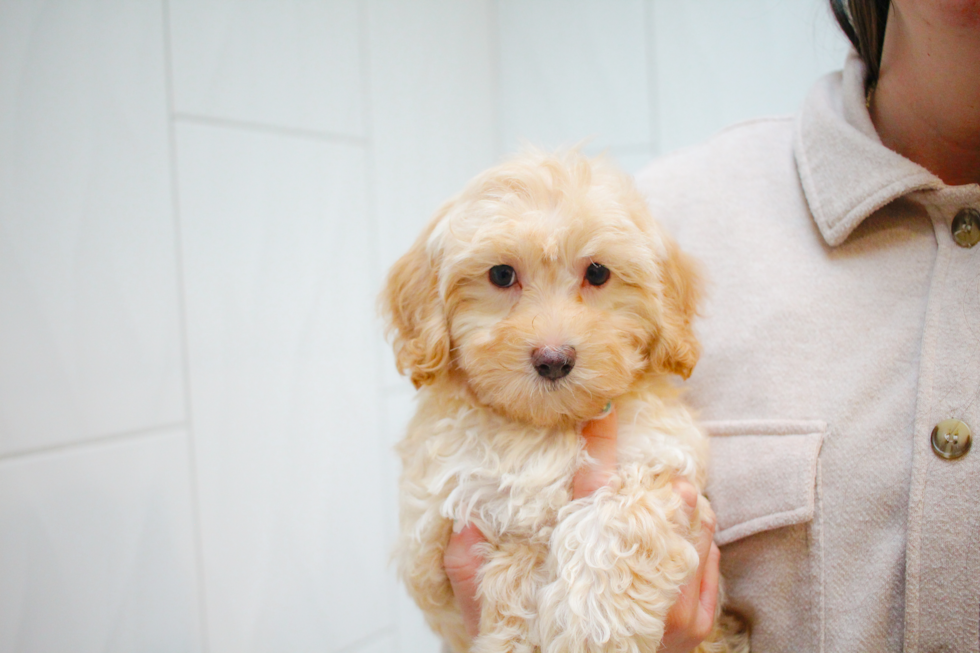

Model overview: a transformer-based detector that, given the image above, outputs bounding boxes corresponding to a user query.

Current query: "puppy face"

[383,151,701,428]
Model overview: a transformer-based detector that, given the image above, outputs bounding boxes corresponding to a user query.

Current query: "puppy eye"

[585,262,610,286]
[489,264,517,288]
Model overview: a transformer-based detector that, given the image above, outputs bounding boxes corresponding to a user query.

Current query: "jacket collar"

[793,52,943,246]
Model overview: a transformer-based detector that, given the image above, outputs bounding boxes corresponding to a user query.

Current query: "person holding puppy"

[446,0,980,651]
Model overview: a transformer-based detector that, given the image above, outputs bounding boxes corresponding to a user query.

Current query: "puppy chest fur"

[399,381,703,543]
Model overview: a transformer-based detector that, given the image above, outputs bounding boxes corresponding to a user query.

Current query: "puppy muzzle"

[531,345,576,381]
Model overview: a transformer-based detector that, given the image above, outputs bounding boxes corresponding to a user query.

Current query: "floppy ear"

[380,210,451,388]
[650,242,703,379]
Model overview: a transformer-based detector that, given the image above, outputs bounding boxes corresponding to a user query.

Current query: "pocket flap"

[704,420,826,546]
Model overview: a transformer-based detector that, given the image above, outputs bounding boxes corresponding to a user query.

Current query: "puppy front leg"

[471,538,548,653]
[399,515,472,653]
[537,474,698,653]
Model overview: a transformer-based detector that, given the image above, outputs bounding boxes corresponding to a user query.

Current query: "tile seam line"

[0,421,189,463]
[173,112,369,146]
[162,1,212,651]
[490,0,504,161]
[356,0,398,636]
[643,0,661,157]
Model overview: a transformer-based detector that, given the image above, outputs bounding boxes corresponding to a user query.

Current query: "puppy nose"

[532,346,576,380]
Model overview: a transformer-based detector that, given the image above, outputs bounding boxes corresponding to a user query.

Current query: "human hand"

[658,478,720,653]
[443,408,720,652]
[576,410,720,652]
[443,408,622,636]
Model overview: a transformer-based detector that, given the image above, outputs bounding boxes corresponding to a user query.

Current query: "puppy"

[382,150,746,653]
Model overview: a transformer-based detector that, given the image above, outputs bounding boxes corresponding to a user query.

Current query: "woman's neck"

[870,1,980,187]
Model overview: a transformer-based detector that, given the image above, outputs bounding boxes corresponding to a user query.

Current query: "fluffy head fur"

[382,150,702,427]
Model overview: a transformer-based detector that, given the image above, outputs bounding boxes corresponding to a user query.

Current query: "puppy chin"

[468,375,613,429]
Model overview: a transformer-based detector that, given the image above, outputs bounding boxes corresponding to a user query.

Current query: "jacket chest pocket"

[704,420,826,653]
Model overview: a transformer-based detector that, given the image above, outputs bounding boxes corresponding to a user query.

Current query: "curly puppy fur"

[382,150,748,653]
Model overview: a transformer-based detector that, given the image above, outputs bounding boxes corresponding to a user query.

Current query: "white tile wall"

[168,0,364,137]
[0,1,852,651]
[0,429,202,653]
[651,0,849,153]
[175,123,386,653]
[0,0,185,454]
[606,146,659,175]
[497,0,654,154]
[356,633,397,653]
[368,0,498,390]
[369,0,497,275]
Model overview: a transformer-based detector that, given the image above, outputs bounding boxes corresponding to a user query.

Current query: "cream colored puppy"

[382,150,745,653]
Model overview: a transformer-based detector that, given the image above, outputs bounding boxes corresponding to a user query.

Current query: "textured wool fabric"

[704,420,824,547]
[635,52,980,653]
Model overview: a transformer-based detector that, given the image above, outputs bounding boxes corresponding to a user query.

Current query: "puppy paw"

[537,478,698,653]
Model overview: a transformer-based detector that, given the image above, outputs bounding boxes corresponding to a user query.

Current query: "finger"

[444,523,486,637]
[574,406,618,499]
[669,490,715,624]
[674,501,714,615]
[692,500,716,584]
[667,525,720,650]
[694,542,722,639]
[671,478,698,520]
[698,499,717,540]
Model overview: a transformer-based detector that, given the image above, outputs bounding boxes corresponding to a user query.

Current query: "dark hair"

[829,0,891,83]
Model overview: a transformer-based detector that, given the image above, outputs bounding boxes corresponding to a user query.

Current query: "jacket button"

[931,419,972,459]
[951,208,980,248]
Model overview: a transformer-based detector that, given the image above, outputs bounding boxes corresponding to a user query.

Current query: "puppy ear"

[381,210,451,389]
[650,242,703,379]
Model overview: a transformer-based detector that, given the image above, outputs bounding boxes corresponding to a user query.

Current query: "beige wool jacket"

[635,53,980,653]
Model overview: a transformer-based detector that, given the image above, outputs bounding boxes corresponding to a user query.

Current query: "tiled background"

[0,1,847,652]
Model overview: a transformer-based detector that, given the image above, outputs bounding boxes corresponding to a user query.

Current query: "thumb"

[574,405,618,499]
[444,523,485,637]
